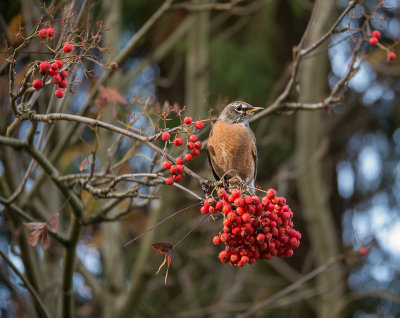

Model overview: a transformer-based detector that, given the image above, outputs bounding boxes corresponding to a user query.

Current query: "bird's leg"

[227,176,254,194]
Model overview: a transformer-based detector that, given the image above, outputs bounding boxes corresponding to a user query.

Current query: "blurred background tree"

[1,0,400,317]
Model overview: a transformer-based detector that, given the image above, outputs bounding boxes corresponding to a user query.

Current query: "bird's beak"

[246,107,264,113]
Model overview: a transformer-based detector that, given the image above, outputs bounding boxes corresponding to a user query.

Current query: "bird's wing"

[207,147,221,181]
[251,129,258,183]
[207,127,221,181]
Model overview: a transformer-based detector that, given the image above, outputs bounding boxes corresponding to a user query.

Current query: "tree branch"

[0,249,51,318]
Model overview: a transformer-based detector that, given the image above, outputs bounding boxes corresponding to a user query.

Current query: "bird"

[207,101,263,190]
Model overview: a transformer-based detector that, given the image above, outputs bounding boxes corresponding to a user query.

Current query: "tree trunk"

[295,1,344,317]
[185,0,210,118]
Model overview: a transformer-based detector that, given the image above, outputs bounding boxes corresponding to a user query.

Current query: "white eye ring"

[235,104,243,112]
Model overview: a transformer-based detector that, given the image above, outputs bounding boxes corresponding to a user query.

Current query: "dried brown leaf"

[47,213,59,233]
[23,222,46,231]
[27,230,42,247]
[24,213,60,249]
[152,242,173,284]
[105,87,127,105]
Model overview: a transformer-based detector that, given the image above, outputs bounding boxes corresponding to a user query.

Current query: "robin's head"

[218,101,263,124]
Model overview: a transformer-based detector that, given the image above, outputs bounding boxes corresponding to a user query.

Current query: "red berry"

[232,227,241,235]
[267,188,276,198]
[200,205,209,214]
[49,69,58,76]
[388,52,396,61]
[177,165,184,174]
[110,62,118,69]
[39,61,50,74]
[220,233,229,242]
[372,30,381,39]
[230,254,239,263]
[369,37,378,46]
[187,142,195,150]
[252,196,260,204]
[59,70,68,79]
[47,28,55,37]
[176,157,184,165]
[242,213,251,223]
[55,60,63,69]
[217,188,227,198]
[184,117,192,125]
[219,251,230,263]
[165,177,174,185]
[170,165,178,174]
[234,197,244,207]
[174,138,183,146]
[222,204,232,214]
[161,132,171,141]
[215,201,224,211]
[285,249,293,257]
[189,134,197,142]
[39,29,48,39]
[173,174,182,182]
[51,63,59,71]
[52,74,62,84]
[236,207,245,216]
[55,90,64,98]
[359,247,368,256]
[184,153,193,162]
[58,79,68,89]
[257,233,265,244]
[213,236,221,245]
[191,149,200,156]
[63,43,74,53]
[163,161,172,169]
[194,141,202,149]
[241,256,249,264]
[231,189,241,198]
[244,195,253,205]
[32,79,43,90]
[161,132,170,141]
[227,212,236,221]
[195,121,204,129]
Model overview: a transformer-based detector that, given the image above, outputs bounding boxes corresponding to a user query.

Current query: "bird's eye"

[236,104,243,112]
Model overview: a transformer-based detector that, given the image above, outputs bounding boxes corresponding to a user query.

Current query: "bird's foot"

[227,176,254,194]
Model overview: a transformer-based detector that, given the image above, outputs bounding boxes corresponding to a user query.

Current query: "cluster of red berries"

[38,27,74,54]
[32,27,75,98]
[369,30,396,61]
[163,157,185,185]
[38,27,55,39]
[32,60,69,98]
[202,188,301,266]
[162,116,204,185]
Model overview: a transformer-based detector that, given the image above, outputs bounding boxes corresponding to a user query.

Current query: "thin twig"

[0,249,51,318]
[124,202,201,247]
[238,254,345,318]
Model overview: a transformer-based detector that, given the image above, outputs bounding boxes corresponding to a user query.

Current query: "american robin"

[207,101,263,189]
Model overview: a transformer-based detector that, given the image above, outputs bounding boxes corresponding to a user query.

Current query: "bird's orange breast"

[207,121,255,183]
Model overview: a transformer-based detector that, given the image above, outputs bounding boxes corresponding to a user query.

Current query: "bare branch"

[251,0,360,121]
